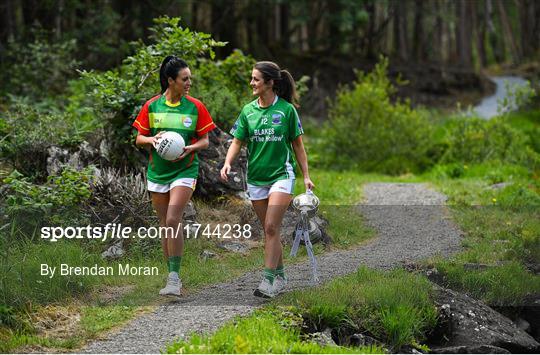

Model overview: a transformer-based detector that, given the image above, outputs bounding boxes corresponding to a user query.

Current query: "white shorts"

[148,178,197,193]
[247,179,295,200]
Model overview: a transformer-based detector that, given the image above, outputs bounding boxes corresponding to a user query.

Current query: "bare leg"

[165,186,193,257]
[151,191,170,261]
[261,192,292,269]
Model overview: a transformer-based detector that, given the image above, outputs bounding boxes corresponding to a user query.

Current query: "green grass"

[167,267,436,353]
[278,267,437,351]
[422,158,540,306]
[165,308,384,354]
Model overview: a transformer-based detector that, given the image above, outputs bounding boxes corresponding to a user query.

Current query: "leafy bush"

[2,168,92,233]
[1,32,80,98]
[77,16,254,164]
[0,100,95,179]
[320,57,433,174]
[440,116,540,170]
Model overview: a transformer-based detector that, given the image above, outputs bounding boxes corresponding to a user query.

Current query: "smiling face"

[250,69,273,97]
[168,67,191,96]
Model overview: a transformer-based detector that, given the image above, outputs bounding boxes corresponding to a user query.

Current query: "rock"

[196,129,248,198]
[348,333,382,347]
[183,201,197,221]
[430,345,510,353]
[101,242,124,260]
[47,141,100,176]
[515,318,530,333]
[218,241,250,254]
[309,328,336,347]
[428,285,540,353]
[200,250,217,261]
[283,209,330,246]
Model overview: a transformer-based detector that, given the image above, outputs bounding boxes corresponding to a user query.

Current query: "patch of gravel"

[82,183,462,353]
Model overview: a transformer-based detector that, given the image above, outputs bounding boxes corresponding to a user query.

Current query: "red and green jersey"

[231,96,304,186]
[133,94,216,184]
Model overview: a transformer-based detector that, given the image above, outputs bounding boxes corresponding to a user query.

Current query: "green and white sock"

[168,256,182,275]
[263,268,275,284]
[275,265,285,278]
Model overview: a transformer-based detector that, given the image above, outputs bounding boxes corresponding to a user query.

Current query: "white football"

[155,131,186,161]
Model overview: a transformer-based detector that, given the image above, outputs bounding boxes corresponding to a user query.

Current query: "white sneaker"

[273,275,288,294]
[159,272,182,297]
[253,278,276,298]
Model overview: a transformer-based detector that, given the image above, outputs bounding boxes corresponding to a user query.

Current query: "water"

[473,76,529,119]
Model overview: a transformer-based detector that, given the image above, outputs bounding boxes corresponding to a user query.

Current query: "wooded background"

[2,0,539,72]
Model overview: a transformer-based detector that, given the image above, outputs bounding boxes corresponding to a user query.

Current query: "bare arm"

[220,138,243,181]
[292,135,315,190]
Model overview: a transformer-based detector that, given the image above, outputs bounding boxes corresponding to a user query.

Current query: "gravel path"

[83,183,462,353]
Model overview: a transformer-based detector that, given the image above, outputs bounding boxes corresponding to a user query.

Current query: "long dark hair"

[254,61,299,107]
[159,56,189,94]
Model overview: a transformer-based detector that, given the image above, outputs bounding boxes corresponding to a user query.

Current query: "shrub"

[77,16,254,164]
[1,31,80,98]
[440,116,540,170]
[0,100,94,179]
[320,57,433,174]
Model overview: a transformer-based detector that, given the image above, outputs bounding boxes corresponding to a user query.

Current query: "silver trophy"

[290,189,320,283]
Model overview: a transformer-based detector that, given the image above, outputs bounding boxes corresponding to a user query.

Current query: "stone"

[309,328,336,347]
[218,241,250,254]
[428,285,540,353]
[430,345,510,353]
[101,242,124,260]
[348,333,382,347]
[200,250,217,261]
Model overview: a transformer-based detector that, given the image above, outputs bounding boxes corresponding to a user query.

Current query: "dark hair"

[254,61,299,107]
[159,56,189,94]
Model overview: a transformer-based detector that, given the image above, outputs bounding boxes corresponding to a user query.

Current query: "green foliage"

[1,32,80,98]
[2,168,92,232]
[191,50,255,129]
[280,267,437,351]
[320,57,433,174]
[75,16,254,163]
[0,100,95,178]
[440,116,540,170]
[436,261,540,306]
[165,308,382,354]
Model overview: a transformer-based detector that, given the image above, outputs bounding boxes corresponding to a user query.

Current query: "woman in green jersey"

[220,61,314,298]
[133,56,216,297]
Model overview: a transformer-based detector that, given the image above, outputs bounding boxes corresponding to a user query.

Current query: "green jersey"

[231,96,304,186]
[133,94,216,184]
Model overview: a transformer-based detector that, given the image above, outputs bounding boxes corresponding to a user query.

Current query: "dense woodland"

[2,0,539,73]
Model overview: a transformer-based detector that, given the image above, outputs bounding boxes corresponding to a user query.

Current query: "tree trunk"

[434,0,444,64]
[477,0,488,67]
[393,0,409,62]
[497,0,520,63]
[412,0,425,63]
[455,0,473,68]
[486,0,504,62]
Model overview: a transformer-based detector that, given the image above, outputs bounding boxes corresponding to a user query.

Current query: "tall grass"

[165,308,384,354]
[279,267,437,351]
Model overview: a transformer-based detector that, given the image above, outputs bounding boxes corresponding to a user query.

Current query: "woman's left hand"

[173,145,196,162]
[304,177,315,191]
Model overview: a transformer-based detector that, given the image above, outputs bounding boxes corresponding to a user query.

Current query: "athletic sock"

[168,256,182,275]
[275,265,285,278]
[263,268,275,284]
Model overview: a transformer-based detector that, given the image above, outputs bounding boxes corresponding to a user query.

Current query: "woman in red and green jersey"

[133,56,216,297]
[220,61,315,298]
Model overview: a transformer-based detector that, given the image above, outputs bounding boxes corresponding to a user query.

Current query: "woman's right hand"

[220,163,231,182]
[150,131,164,149]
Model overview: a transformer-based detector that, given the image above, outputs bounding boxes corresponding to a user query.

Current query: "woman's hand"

[304,177,315,191]
[172,145,195,162]
[220,163,232,182]
[151,131,164,148]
